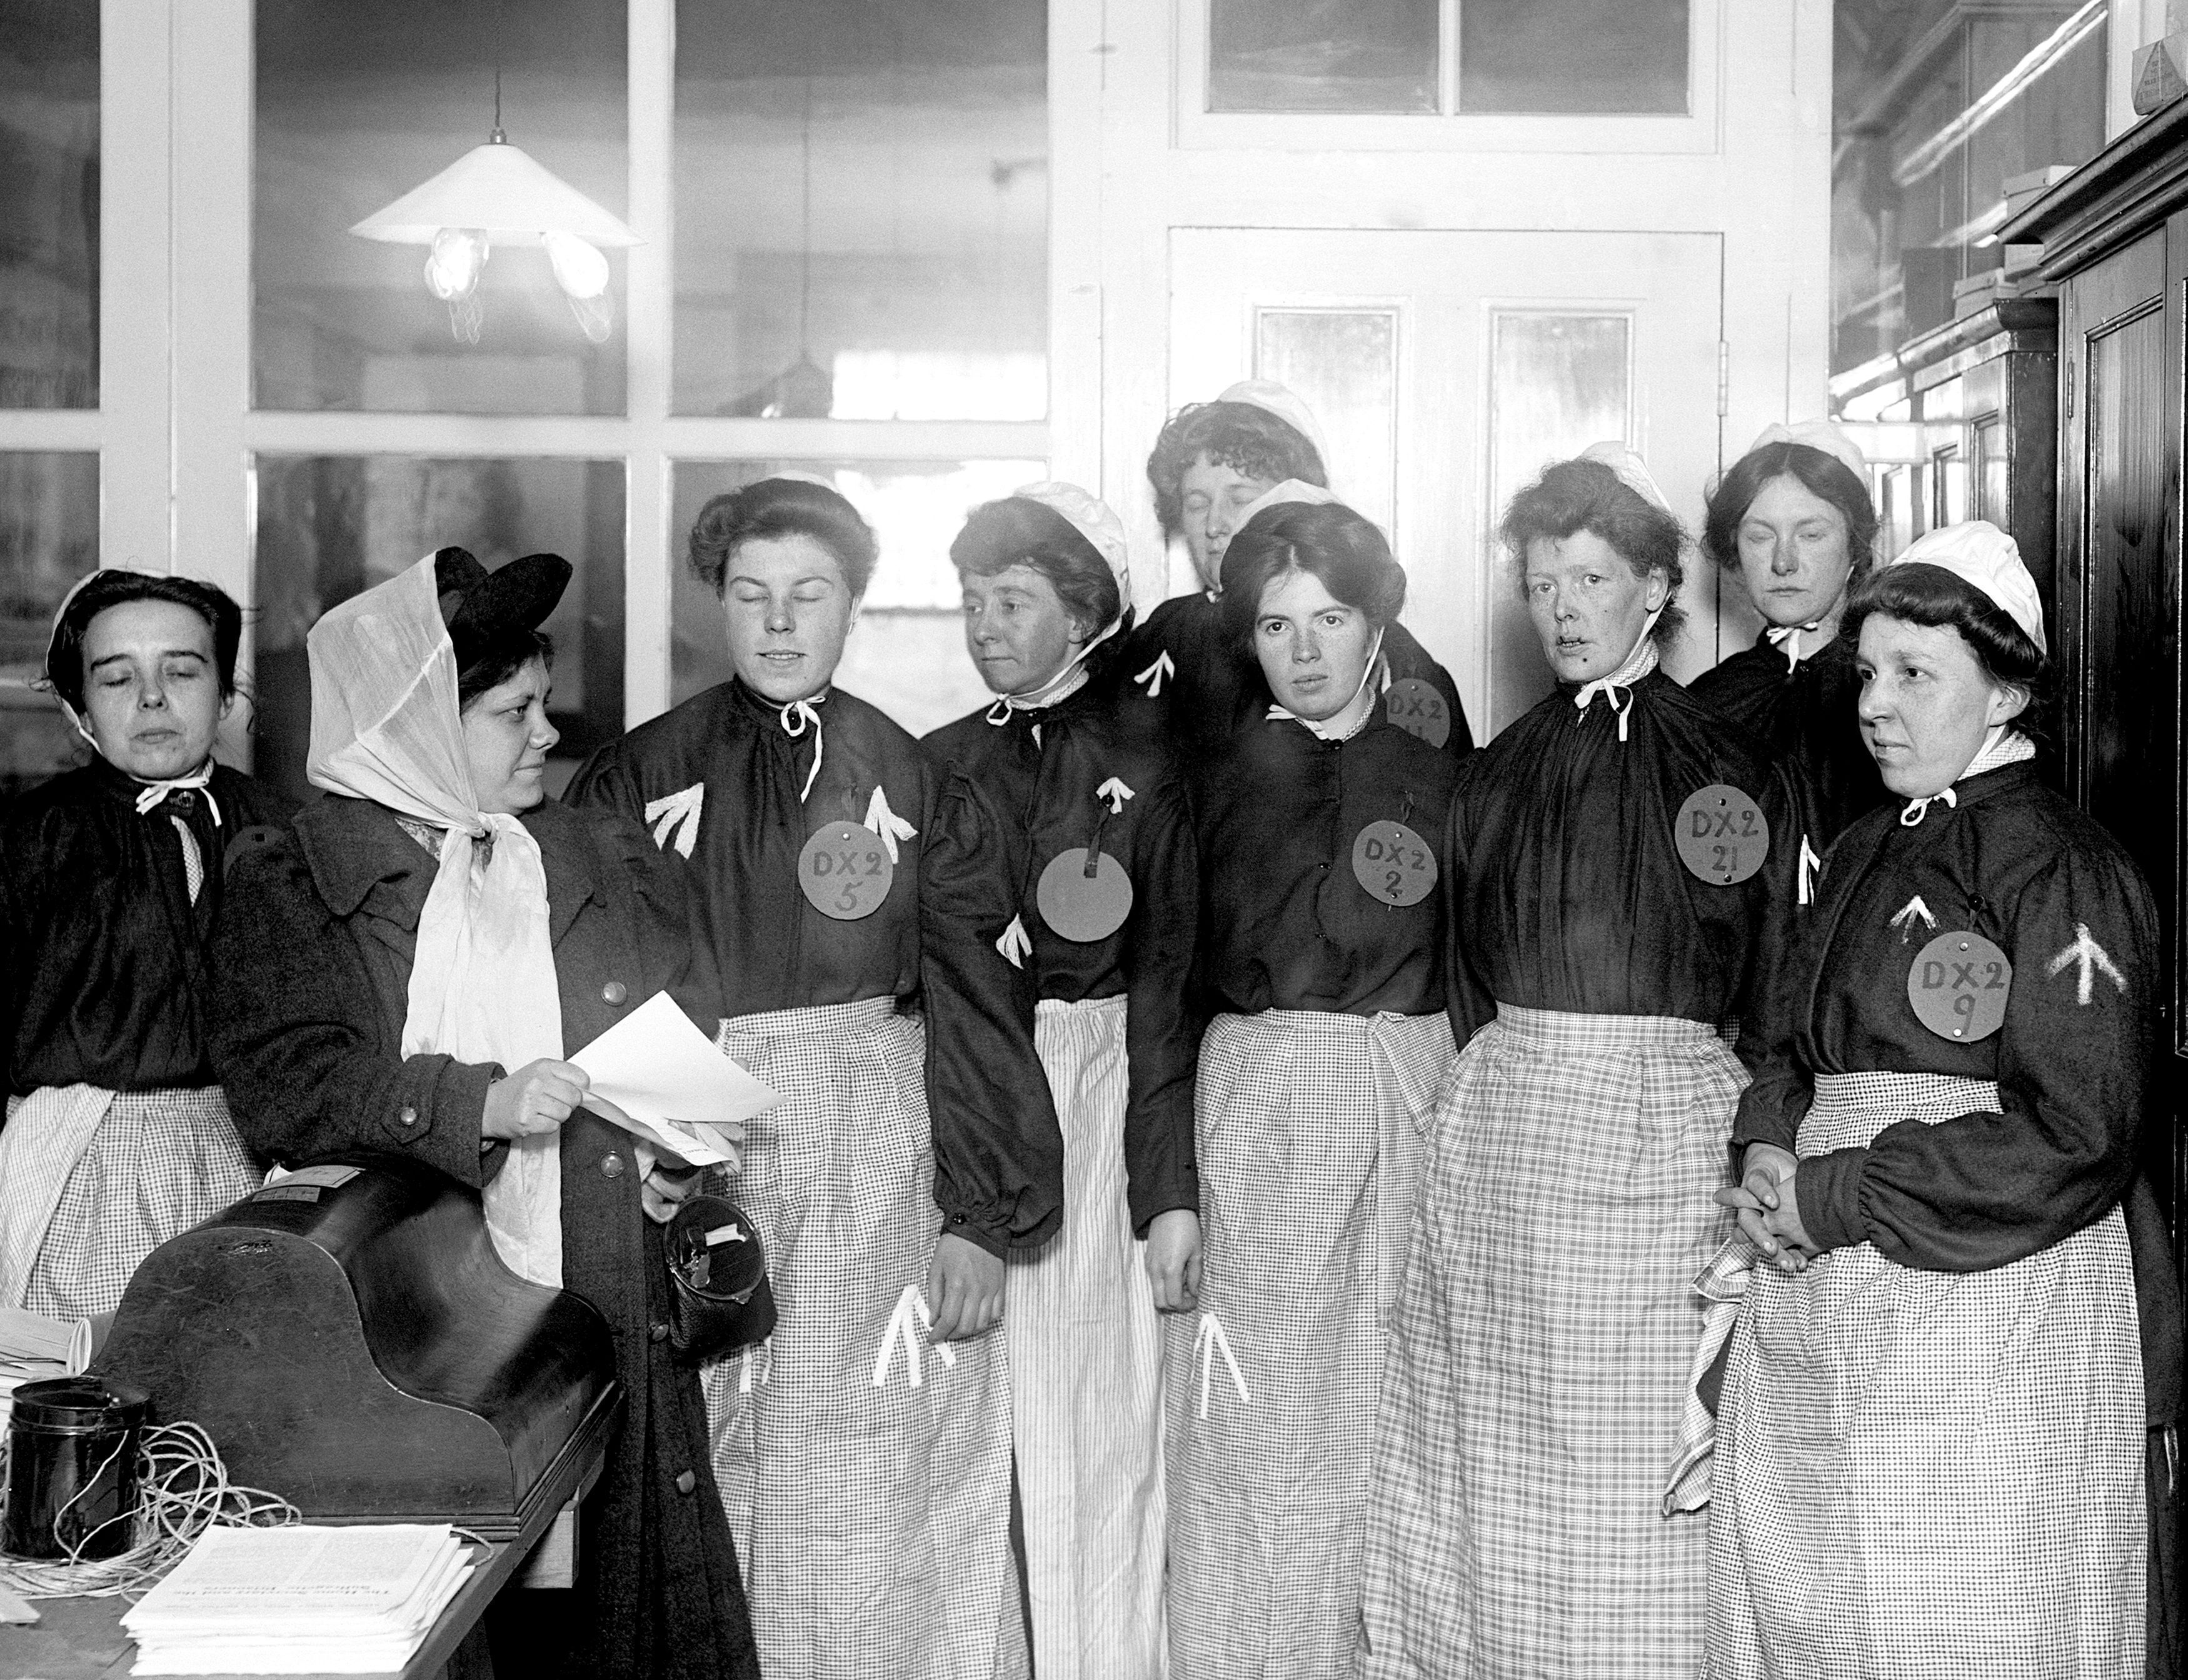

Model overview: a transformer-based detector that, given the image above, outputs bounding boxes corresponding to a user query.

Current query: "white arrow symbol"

[871,1284,958,1390]
[995,914,1032,970]
[2047,922,2127,1006]
[1193,1310,1250,1419]
[1135,651,1176,698]
[643,782,706,859]
[862,786,918,866]
[1888,895,1937,943]
[1797,834,1822,907]
[1096,776,1136,814]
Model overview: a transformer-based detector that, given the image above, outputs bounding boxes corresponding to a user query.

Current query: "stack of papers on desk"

[123,1524,473,1674]
[0,1305,91,1426]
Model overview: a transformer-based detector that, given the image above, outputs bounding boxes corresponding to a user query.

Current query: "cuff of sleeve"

[1797,1146,1870,1253]
[940,1211,1010,1261]
[1129,1188,1200,1241]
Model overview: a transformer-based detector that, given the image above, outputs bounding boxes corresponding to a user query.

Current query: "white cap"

[1883,519,2047,655]
[1215,379,1334,481]
[1011,480,1130,593]
[1747,421,1868,482]
[1235,478,1340,532]
[1579,441,1675,515]
[757,468,841,493]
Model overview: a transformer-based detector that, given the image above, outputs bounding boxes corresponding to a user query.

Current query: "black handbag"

[665,1196,776,1366]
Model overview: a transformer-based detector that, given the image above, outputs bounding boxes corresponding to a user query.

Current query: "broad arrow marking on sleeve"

[2047,922,2127,1006]
[1134,651,1175,698]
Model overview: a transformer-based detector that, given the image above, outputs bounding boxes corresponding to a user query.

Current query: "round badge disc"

[798,820,893,921]
[1675,784,1770,886]
[1352,820,1437,908]
[1385,678,1452,749]
[1907,931,2012,1043]
[1036,849,1135,943]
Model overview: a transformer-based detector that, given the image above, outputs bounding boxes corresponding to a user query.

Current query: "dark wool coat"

[209,794,760,1680]
[1689,629,1888,848]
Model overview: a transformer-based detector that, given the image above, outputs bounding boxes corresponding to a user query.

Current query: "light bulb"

[424,227,488,301]
[543,230,609,301]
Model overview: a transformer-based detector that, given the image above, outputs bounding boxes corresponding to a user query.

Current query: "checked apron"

[1360,1005,1743,1680]
[1707,1071,2144,1680]
[1008,995,1167,1680]
[1165,1007,1453,1680]
[701,996,1026,1680]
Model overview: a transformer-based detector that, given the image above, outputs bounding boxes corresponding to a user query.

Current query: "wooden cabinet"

[2005,102,2188,1280]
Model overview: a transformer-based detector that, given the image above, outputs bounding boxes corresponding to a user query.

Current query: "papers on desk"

[570,990,781,1168]
[0,1304,91,1426]
[123,1523,474,1674]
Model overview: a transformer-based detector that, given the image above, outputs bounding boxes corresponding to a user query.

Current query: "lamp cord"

[490,0,505,142]
[798,75,813,356]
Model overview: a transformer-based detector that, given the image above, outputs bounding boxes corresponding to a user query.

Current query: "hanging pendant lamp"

[348,5,640,344]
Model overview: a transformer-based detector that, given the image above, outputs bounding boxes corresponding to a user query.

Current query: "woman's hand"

[1713,1142,1812,1272]
[926,1232,1005,1342]
[640,1159,705,1224]
[482,1059,590,1141]
[1145,1209,1203,1312]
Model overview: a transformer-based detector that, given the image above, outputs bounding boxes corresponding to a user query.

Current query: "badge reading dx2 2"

[1352,819,1437,907]
[1675,784,1769,886]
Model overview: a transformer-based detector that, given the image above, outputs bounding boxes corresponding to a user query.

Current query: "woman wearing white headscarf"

[923,483,1201,1680]
[1706,522,2153,1678]
[210,549,760,1680]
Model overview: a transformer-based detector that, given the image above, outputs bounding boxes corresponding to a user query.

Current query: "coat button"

[650,1322,669,1343]
[399,1106,418,1128]
[601,980,628,1006]
[675,1471,696,1496]
[601,1153,625,1178]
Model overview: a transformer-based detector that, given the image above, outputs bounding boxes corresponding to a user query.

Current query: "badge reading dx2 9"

[1352,819,1437,907]
[1675,784,1769,886]
[798,819,893,921]
[1907,931,2011,1042]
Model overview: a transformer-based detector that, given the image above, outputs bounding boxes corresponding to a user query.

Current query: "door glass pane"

[1458,0,1688,114]
[1254,308,1398,536]
[0,2,98,409]
[255,1,630,414]
[253,455,626,804]
[673,2,1046,419]
[670,458,1043,737]
[0,452,97,794]
[1210,0,1438,114]
[1974,414,2007,526]
[1930,446,1969,529]
[1484,311,1631,733]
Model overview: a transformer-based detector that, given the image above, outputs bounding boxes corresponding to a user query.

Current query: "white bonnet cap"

[1747,421,1868,482]
[1883,519,2046,655]
[1215,379,1334,481]
[1235,477,1341,532]
[756,468,841,493]
[1578,441,1675,515]
[1010,480,1130,592]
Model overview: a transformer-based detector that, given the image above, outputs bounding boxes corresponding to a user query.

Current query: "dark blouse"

[924,672,1201,1234]
[1112,591,1475,769]
[4,758,293,1099]
[1443,669,1812,1044]
[1689,629,1886,846]
[1195,709,1457,1019]
[1733,762,2158,1274]
[566,679,1061,1259]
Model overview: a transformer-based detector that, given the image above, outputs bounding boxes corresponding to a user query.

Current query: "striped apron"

[1008,994,1166,1680]
[0,1086,259,1318]
[1707,1071,2145,1680]
[1360,1005,1743,1680]
[1164,1008,1453,1680]
[701,997,1026,1680]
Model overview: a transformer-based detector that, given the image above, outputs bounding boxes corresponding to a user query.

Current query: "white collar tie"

[133,759,222,828]
[983,616,1123,730]
[1765,621,1822,670]
[1573,627,1662,744]
[779,692,828,804]
[1899,726,2036,826]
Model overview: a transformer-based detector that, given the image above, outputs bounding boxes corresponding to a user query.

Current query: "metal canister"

[1,1376,149,1559]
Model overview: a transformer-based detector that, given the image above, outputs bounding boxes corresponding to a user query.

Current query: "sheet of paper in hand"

[571,991,783,1166]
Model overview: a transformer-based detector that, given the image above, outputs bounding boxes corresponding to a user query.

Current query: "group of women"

[0,378,2174,1680]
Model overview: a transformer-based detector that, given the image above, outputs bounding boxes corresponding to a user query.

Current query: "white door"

[1170,228,1725,737]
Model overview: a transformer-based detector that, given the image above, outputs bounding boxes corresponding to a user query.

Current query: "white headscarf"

[306,554,566,1286]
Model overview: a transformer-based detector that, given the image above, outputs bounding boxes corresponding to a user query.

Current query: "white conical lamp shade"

[349,140,641,248]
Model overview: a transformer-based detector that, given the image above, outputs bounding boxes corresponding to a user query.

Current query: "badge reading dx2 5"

[1907,931,2011,1042]
[798,819,893,921]
[1675,784,1769,886]
[1352,819,1437,907]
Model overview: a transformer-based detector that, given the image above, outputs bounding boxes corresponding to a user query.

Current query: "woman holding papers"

[0,569,290,1320]
[209,549,760,1680]
[568,475,1052,1680]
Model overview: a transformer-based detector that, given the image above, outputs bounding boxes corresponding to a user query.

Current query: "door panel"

[1170,227,1723,737]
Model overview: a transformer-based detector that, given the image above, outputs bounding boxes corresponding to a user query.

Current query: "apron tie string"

[1193,1309,1251,1418]
[871,1283,958,1390]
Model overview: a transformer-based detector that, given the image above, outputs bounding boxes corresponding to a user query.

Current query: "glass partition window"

[1209,0,1437,114]
[1458,0,1687,114]
[1254,307,1399,536]
[254,0,630,414]
[669,459,1041,738]
[0,1,98,410]
[0,452,98,794]
[253,454,626,804]
[672,1,1047,419]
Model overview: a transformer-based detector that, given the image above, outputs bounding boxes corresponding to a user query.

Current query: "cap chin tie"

[134,758,223,828]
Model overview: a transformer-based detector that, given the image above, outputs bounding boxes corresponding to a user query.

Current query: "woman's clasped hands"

[1714,1142,1816,1273]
